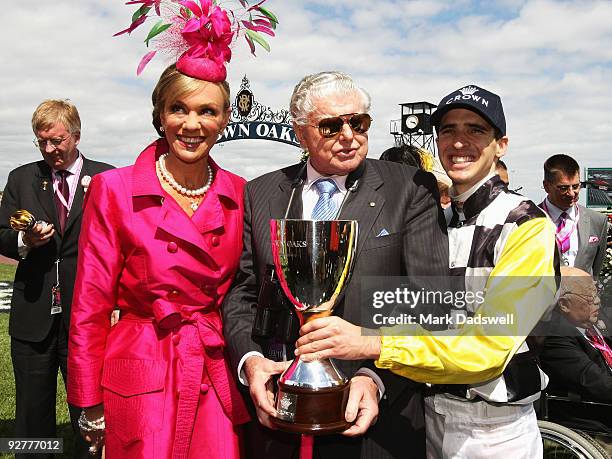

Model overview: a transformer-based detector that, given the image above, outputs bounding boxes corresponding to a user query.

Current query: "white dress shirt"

[301,160,348,218]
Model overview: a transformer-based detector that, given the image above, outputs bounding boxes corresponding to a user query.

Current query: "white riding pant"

[424,394,542,459]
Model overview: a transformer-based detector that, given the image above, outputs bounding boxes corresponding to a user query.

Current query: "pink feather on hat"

[115,0,279,81]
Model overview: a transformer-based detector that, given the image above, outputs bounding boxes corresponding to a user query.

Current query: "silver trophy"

[269,219,358,434]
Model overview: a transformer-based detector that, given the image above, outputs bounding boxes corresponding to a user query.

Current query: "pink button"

[200,383,209,394]
[167,241,178,253]
[172,334,180,345]
[211,236,220,247]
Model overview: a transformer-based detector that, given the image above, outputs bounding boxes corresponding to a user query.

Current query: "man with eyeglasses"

[541,154,608,277]
[223,71,449,458]
[0,99,113,458]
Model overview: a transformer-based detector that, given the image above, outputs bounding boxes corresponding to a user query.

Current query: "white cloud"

[1,0,611,208]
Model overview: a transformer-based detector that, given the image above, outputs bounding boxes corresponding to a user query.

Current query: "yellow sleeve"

[375,217,557,384]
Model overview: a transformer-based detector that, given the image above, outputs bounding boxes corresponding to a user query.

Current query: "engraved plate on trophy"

[269,219,358,434]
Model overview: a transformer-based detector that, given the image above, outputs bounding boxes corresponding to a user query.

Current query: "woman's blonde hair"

[151,64,231,136]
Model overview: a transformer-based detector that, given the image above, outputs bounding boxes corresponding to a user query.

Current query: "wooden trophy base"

[271,380,352,434]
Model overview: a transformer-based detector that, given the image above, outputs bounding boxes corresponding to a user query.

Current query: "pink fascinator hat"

[115,0,278,81]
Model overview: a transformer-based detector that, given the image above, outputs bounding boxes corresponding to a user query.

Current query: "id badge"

[51,284,62,315]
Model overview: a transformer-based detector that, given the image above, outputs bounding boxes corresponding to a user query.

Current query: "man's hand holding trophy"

[269,218,359,434]
[10,209,54,248]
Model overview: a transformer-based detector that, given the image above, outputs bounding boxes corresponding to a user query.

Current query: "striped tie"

[586,328,612,369]
[311,179,339,220]
[556,212,571,253]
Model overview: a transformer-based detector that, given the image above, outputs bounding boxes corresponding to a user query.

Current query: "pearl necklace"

[157,153,214,211]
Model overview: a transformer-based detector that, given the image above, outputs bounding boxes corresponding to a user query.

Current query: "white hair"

[290,71,371,125]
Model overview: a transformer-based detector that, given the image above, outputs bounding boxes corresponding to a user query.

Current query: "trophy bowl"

[269,219,358,434]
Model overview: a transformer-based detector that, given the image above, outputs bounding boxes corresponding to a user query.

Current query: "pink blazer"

[67,139,249,457]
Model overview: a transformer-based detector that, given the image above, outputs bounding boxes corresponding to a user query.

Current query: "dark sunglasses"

[314,113,372,138]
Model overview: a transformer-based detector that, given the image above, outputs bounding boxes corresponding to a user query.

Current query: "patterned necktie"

[556,211,571,253]
[55,170,71,233]
[449,202,465,228]
[586,328,612,369]
[311,178,339,220]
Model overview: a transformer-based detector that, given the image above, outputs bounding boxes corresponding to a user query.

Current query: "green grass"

[0,264,16,283]
[0,267,74,457]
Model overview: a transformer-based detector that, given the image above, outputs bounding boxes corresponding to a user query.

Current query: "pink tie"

[586,328,612,368]
[556,212,571,253]
[55,170,71,233]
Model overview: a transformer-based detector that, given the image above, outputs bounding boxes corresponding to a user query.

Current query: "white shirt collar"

[305,158,347,192]
[449,172,496,205]
[544,197,578,222]
[53,151,82,176]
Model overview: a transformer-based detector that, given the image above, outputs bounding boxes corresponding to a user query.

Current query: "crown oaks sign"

[218,76,300,147]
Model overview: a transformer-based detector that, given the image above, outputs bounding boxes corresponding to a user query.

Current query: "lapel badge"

[41,180,49,191]
[369,202,376,207]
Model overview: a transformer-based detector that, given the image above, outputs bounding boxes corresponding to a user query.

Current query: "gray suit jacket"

[223,158,449,458]
[574,204,608,278]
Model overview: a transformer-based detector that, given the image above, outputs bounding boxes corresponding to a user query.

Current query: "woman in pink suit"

[66,54,256,458]
[67,2,279,454]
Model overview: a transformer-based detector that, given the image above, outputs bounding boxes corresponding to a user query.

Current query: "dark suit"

[540,315,612,434]
[0,156,113,458]
[223,159,449,458]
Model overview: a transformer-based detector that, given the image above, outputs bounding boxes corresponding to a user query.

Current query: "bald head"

[558,266,600,328]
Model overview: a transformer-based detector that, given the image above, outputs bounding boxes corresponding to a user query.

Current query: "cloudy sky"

[2,0,611,203]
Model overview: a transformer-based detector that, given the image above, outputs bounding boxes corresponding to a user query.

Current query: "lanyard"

[51,258,62,315]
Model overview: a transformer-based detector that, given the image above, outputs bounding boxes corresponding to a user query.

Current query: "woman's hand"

[110,309,120,327]
[294,317,382,362]
[80,404,105,455]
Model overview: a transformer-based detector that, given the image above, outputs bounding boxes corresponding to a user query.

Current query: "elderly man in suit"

[222,71,449,458]
[0,99,113,458]
[541,154,608,277]
[296,84,559,458]
[540,266,611,454]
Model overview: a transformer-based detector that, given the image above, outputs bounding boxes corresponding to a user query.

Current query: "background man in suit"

[0,99,113,458]
[541,154,608,277]
[540,266,611,446]
[222,71,449,458]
